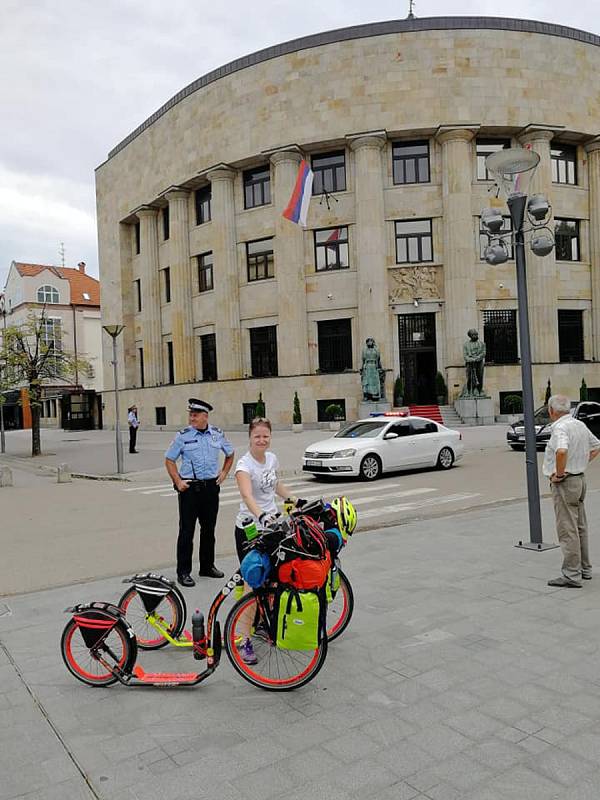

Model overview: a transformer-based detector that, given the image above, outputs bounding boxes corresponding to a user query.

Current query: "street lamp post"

[102,325,125,474]
[483,148,558,551]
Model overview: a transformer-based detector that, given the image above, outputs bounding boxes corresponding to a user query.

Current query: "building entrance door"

[397,313,437,405]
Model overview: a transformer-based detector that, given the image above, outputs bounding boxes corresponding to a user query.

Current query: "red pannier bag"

[278,552,332,590]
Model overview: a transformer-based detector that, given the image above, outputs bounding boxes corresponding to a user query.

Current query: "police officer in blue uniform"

[165,399,235,587]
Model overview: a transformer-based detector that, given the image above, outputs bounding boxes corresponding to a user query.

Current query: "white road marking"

[358,493,480,518]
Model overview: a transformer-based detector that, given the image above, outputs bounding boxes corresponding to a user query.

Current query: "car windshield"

[534,406,551,425]
[334,421,387,438]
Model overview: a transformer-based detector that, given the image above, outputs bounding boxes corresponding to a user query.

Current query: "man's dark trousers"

[129,427,138,453]
[177,480,220,575]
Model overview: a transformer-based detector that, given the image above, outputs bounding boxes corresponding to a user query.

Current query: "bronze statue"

[361,338,383,401]
[462,329,486,396]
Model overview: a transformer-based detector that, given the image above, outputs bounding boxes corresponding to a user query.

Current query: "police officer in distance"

[165,399,235,587]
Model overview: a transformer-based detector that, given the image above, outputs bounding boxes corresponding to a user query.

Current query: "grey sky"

[1,0,597,288]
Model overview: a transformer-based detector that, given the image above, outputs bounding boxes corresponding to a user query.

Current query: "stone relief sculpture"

[462,329,486,396]
[389,266,439,304]
[360,338,385,401]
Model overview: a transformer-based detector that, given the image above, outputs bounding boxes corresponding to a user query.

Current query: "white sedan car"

[302,416,464,481]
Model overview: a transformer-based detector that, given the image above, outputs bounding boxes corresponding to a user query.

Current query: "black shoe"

[177,574,195,587]
[199,566,225,579]
[583,575,592,580]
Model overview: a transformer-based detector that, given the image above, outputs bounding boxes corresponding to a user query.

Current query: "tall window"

[312,151,346,195]
[244,166,271,209]
[392,141,430,185]
[162,267,171,303]
[134,279,141,312]
[195,186,211,224]
[317,319,352,373]
[246,239,274,282]
[314,227,349,271]
[551,144,577,185]
[555,219,580,261]
[250,326,278,377]
[40,317,62,352]
[200,333,217,381]
[479,216,513,259]
[483,310,518,364]
[167,341,174,384]
[37,285,59,304]
[476,139,510,180]
[395,219,433,263]
[197,252,214,292]
[138,347,145,387]
[134,221,141,254]
[162,206,170,240]
[558,310,584,362]
[155,406,167,426]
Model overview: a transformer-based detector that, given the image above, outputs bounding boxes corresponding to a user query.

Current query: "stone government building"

[96,16,600,430]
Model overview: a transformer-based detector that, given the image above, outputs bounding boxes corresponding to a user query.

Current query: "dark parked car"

[507,401,600,450]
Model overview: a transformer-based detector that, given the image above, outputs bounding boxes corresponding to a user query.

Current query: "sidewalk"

[3,495,600,799]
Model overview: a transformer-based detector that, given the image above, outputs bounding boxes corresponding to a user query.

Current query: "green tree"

[580,378,588,401]
[255,391,266,418]
[293,391,302,424]
[0,310,87,456]
[544,378,552,406]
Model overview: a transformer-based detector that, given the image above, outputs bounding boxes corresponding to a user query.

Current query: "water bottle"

[192,609,206,660]
[242,516,259,542]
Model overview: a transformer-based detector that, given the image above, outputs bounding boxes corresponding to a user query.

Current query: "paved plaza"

[4,487,600,799]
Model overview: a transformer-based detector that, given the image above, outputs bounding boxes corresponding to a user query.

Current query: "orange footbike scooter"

[60,500,355,692]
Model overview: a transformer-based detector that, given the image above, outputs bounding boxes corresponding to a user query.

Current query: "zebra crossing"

[122,476,480,524]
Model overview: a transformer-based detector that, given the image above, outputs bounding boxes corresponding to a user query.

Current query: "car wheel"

[436,447,454,470]
[359,454,381,481]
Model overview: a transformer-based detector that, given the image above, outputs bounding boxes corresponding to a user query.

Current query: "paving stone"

[527,747,596,786]
[462,764,568,800]
[408,723,473,760]
[445,709,504,739]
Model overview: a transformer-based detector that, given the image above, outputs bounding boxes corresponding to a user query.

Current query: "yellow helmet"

[331,496,357,540]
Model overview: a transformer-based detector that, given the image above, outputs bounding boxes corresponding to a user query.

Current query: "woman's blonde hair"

[249,417,272,433]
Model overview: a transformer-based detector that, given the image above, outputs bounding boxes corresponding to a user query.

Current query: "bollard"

[57,463,72,483]
[0,466,13,487]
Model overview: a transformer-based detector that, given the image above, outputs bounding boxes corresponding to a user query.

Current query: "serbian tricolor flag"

[283,160,313,227]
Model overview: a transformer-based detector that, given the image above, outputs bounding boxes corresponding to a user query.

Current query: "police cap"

[188,398,213,413]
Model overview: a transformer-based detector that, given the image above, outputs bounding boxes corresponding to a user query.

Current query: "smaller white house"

[1,261,103,429]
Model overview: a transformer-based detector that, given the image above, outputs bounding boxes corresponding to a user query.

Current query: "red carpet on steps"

[408,405,444,423]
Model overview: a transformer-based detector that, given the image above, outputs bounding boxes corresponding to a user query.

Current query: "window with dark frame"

[162,206,170,240]
[558,310,584,362]
[246,239,274,282]
[317,319,353,373]
[483,309,518,364]
[167,341,174,384]
[138,347,145,387]
[392,141,430,185]
[314,227,349,271]
[197,252,214,292]
[195,186,211,225]
[555,218,580,261]
[134,221,140,254]
[551,144,577,185]
[134,279,141,312]
[250,326,278,377]
[312,151,346,195]
[499,390,523,415]
[200,333,217,381]
[244,166,271,209]
[479,215,513,259]
[476,139,511,180]
[243,402,267,424]
[162,267,171,303]
[395,219,433,264]
[317,398,346,422]
[155,406,167,426]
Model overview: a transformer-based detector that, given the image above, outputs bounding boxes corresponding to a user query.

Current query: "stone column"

[436,126,479,367]
[207,167,242,379]
[117,222,137,388]
[518,127,558,363]
[137,207,163,385]
[349,133,390,365]
[585,138,600,360]
[166,190,195,382]
[271,149,309,375]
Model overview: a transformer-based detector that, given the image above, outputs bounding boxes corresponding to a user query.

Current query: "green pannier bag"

[276,588,322,651]
[325,562,341,604]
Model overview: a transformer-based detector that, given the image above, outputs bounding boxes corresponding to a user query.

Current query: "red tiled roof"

[13,262,100,306]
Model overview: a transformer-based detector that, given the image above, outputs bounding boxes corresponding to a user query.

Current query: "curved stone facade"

[97,16,600,429]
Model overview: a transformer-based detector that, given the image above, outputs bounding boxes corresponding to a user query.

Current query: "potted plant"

[504,393,523,423]
[435,371,447,405]
[292,391,303,433]
[544,378,552,406]
[255,391,266,418]
[393,376,404,407]
[324,403,344,431]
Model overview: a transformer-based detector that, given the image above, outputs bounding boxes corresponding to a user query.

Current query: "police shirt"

[165,425,234,479]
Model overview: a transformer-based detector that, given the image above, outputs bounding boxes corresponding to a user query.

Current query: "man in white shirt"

[127,405,140,454]
[543,394,600,587]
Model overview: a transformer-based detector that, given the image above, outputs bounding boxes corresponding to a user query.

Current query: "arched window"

[37,285,59,304]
